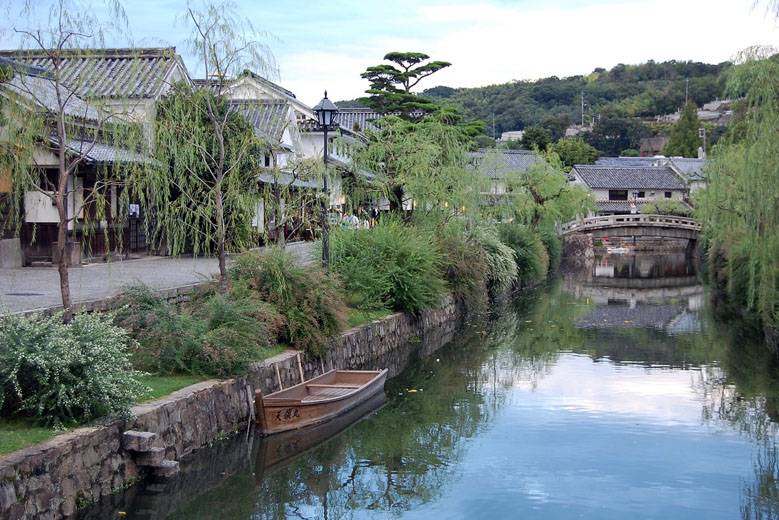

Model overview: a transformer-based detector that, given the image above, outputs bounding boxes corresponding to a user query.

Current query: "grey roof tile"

[469,149,547,178]
[595,157,657,167]
[573,165,686,190]
[228,100,290,141]
[51,137,153,164]
[0,48,183,99]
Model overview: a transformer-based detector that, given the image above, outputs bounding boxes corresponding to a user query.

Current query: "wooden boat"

[254,391,387,480]
[254,369,388,436]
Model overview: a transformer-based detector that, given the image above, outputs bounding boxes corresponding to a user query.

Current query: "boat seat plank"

[307,383,362,390]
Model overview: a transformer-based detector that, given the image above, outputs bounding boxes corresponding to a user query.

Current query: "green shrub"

[435,222,489,309]
[114,285,281,377]
[471,226,518,296]
[0,312,149,427]
[329,218,446,316]
[537,226,562,269]
[498,223,548,284]
[230,248,346,355]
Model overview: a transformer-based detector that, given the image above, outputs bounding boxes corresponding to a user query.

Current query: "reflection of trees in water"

[242,321,518,519]
[127,273,779,519]
[741,439,779,520]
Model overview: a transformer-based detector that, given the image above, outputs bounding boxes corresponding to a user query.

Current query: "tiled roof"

[596,157,657,167]
[0,48,184,99]
[469,149,547,178]
[667,158,708,181]
[228,100,290,141]
[1,61,100,121]
[336,107,382,133]
[52,137,153,164]
[573,165,686,190]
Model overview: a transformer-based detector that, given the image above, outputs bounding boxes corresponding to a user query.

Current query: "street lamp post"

[312,91,339,269]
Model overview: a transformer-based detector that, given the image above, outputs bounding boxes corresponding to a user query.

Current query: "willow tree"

[350,115,486,222]
[136,82,261,288]
[697,47,779,346]
[479,149,593,229]
[0,0,132,321]
[136,1,275,294]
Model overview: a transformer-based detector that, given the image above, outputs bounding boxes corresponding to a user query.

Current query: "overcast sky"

[1,0,777,107]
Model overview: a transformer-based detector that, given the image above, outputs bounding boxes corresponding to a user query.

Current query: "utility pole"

[492,113,496,140]
[685,78,689,105]
[581,91,585,127]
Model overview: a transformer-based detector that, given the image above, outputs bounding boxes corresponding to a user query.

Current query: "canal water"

[83,253,779,519]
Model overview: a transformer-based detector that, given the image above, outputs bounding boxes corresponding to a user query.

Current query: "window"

[608,190,628,201]
[264,155,271,167]
[665,191,672,198]
[637,191,645,198]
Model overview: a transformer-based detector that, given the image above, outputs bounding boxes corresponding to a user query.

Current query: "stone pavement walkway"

[0,241,316,314]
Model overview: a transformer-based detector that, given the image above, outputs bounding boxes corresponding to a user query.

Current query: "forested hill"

[420,60,729,136]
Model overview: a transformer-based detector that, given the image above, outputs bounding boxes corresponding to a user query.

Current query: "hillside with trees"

[421,60,729,139]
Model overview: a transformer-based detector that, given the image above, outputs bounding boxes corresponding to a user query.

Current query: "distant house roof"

[0,47,188,99]
[596,157,657,167]
[572,165,686,190]
[469,149,547,178]
[336,107,382,133]
[228,100,290,142]
[639,137,668,157]
[666,158,708,181]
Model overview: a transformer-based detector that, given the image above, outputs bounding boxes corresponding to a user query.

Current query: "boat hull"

[255,369,388,436]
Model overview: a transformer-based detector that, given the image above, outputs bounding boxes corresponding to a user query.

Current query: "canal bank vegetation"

[0,49,591,454]
[695,48,779,351]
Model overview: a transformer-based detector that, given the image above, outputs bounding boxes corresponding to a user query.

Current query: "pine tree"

[663,101,702,157]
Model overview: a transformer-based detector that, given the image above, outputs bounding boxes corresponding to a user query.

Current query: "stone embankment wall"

[0,296,463,519]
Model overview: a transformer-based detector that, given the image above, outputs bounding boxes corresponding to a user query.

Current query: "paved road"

[0,241,316,314]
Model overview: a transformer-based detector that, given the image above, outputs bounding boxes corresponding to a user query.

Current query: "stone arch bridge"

[560,214,702,241]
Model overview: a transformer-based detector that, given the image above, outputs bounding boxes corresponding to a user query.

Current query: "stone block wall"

[0,295,463,519]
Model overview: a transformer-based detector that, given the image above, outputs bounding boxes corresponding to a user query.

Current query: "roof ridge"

[0,47,177,58]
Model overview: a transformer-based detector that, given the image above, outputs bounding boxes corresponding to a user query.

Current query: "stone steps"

[123,430,180,477]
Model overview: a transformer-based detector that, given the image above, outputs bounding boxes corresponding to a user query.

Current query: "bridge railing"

[560,214,702,235]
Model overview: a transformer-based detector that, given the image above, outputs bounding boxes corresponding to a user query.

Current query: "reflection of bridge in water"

[562,254,704,333]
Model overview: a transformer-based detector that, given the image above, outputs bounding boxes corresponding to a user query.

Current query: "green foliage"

[498,223,548,284]
[0,312,149,427]
[229,249,347,355]
[421,59,727,137]
[519,126,550,151]
[583,116,651,156]
[329,218,446,316]
[550,138,600,171]
[351,116,486,215]
[137,82,260,257]
[433,221,489,309]
[537,226,562,269]
[114,285,281,377]
[486,151,594,228]
[470,226,518,296]
[697,49,779,336]
[662,101,702,157]
[643,198,693,216]
[620,148,640,157]
[360,51,451,120]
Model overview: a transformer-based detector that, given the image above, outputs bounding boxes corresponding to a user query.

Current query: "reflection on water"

[84,254,779,520]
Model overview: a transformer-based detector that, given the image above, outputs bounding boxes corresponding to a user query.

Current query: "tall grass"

[229,248,347,356]
[329,217,446,316]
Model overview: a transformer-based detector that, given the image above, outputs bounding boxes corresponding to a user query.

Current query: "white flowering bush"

[0,311,150,427]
